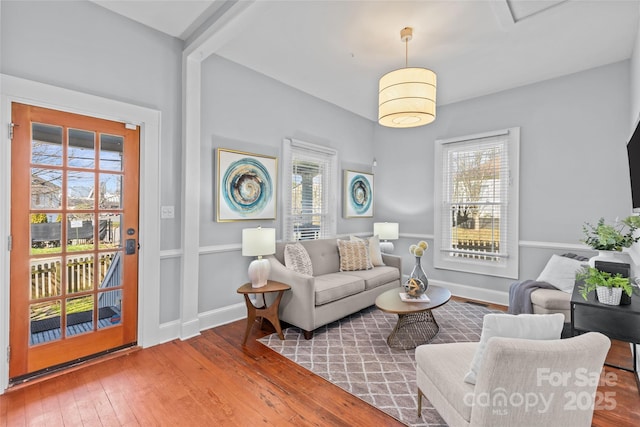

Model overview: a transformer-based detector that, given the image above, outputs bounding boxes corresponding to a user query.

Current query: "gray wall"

[2,0,638,324]
[373,61,632,294]
[1,1,184,323]
[197,55,376,313]
[1,0,184,251]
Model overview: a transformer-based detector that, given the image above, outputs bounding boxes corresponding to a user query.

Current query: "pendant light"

[378,27,436,128]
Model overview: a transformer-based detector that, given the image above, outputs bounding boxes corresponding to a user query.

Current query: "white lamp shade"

[378,67,436,128]
[242,227,276,257]
[374,222,399,240]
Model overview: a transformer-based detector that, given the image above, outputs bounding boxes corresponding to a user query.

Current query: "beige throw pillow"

[284,243,313,276]
[350,235,385,267]
[337,239,373,271]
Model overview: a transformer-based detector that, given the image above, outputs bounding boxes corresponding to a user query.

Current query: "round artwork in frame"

[216,148,277,221]
[344,170,373,218]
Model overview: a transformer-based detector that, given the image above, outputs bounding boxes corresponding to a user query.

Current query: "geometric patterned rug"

[259,299,501,426]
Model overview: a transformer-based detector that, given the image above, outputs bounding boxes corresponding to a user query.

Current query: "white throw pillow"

[464,313,564,385]
[350,235,385,267]
[284,243,313,276]
[536,254,586,293]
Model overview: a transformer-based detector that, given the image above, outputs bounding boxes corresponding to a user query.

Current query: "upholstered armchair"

[416,332,610,427]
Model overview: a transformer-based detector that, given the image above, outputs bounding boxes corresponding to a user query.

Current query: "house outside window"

[434,128,520,278]
[282,138,338,241]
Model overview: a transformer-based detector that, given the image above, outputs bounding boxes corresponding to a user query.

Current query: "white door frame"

[0,74,162,393]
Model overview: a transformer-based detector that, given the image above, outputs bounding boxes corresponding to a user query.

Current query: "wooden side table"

[237,280,291,345]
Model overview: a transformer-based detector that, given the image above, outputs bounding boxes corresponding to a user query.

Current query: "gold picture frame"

[216,148,277,222]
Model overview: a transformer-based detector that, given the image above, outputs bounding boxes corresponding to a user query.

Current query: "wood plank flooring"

[1,297,639,426]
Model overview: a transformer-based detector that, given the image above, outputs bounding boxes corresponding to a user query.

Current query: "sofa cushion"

[314,273,365,306]
[530,288,571,310]
[301,238,341,276]
[464,313,564,385]
[340,266,399,290]
[350,235,385,266]
[337,239,372,271]
[284,243,313,276]
[416,342,477,424]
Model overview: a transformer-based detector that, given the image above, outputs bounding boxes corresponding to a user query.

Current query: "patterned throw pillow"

[284,242,313,276]
[337,239,373,271]
[350,235,385,267]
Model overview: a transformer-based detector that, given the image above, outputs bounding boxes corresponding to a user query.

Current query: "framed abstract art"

[216,148,277,221]
[344,170,374,218]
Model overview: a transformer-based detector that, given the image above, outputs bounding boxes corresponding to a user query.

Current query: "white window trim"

[434,127,520,279]
[281,138,338,241]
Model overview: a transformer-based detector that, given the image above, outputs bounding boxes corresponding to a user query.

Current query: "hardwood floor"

[1,297,639,426]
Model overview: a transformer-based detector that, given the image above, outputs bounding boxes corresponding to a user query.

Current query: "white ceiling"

[93,0,640,122]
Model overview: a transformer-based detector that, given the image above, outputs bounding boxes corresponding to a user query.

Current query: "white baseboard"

[428,278,509,306]
[198,302,247,332]
[157,320,181,344]
[156,302,250,344]
[179,318,201,340]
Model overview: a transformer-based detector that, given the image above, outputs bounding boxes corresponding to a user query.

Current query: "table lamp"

[242,227,276,288]
[374,222,399,253]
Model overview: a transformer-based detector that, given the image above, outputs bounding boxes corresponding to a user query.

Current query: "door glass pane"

[31,123,63,166]
[30,213,62,255]
[30,257,62,299]
[31,168,62,209]
[66,295,94,336]
[100,134,123,171]
[67,171,94,209]
[66,254,94,294]
[68,129,95,169]
[99,173,122,209]
[98,252,121,288]
[98,290,122,329]
[67,214,95,252]
[99,214,121,249]
[30,300,62,345]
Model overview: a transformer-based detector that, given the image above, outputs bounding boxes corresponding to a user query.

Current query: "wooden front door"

[9,103,140,381]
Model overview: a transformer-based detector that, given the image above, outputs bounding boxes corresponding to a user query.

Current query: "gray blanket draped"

[508,279,560,315]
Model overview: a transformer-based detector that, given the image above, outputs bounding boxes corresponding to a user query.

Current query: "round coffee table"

[375,285,451,349]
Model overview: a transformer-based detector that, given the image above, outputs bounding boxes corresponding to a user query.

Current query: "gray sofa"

[266,238,402,339]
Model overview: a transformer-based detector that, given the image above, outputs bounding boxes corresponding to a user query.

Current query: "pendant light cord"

[405,38,409,68]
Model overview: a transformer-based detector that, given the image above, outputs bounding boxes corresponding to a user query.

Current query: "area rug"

[258,299,501,426]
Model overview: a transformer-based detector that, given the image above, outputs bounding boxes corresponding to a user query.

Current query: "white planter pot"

[588,250,625,267]
[596,286,622,305]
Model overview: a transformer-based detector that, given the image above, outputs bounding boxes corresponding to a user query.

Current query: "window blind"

[440,133,509,262]
[282,139,337,241]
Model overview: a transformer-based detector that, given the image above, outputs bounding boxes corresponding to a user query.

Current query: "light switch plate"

[161,205,175,219]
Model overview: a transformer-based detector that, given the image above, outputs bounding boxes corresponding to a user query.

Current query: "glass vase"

[404,256,428,297]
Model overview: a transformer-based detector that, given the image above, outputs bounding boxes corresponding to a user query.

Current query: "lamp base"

[248,258,270,288]
[380,241,395,254]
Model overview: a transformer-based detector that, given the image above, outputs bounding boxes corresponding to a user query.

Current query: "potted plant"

[577,267,633,305]
[581,216,640,265]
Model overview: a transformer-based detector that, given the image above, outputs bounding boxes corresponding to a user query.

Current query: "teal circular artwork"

[222,158,272,215]
[349,174,372,214]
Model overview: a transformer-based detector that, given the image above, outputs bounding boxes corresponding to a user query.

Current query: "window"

[434,128,520,278]
[282,138,338,241]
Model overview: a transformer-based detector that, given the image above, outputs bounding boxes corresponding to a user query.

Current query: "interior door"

[9,103,140,381]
